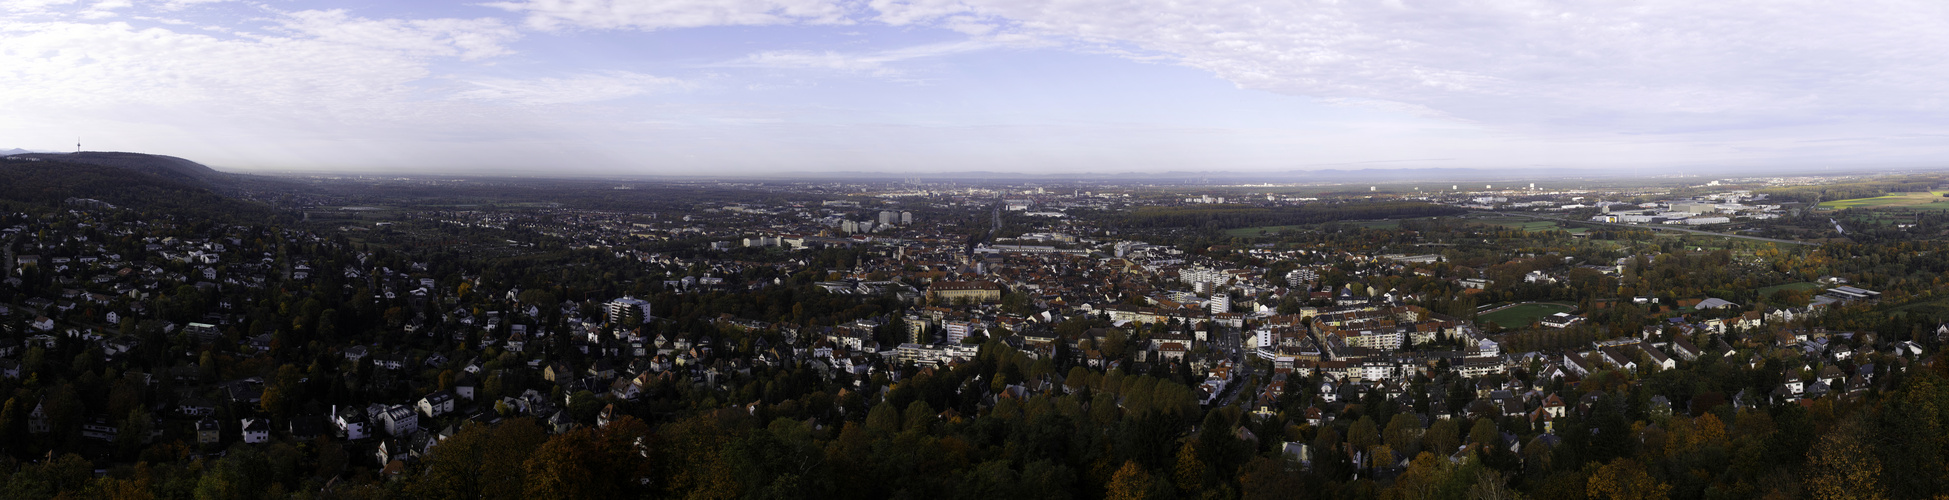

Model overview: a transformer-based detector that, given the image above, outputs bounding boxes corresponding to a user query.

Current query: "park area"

[1478,302,1575,329]
[1819,191,1949,211]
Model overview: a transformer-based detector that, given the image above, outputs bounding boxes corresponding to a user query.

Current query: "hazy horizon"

[5,1,1949,175]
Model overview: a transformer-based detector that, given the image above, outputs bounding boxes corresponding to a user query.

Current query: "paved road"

[1490,211,1820,246]
[1213,326,1255,408]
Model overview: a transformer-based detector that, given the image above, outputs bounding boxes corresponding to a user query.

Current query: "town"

[1,159,1946,499]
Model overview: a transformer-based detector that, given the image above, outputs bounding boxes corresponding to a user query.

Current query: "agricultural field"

[1478,302,1576,329]
[1819,191,1949,211]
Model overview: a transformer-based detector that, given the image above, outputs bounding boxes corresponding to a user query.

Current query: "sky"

[3,0,1948,176]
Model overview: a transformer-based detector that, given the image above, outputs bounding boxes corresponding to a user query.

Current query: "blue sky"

[4,0,1948,176]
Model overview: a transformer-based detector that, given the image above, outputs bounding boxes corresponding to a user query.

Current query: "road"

[1215,326,1256,408]
[1491,212,1820,246]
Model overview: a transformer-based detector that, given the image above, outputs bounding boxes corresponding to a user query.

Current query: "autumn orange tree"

[1585,458,1669,500]
[1804,416,1886,500]
[1106,460,1158,500]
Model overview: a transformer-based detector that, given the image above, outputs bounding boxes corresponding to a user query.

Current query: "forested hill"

[3,151,225,185]
[0,157,274,222]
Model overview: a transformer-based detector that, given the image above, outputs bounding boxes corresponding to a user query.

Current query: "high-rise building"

[606,296,651,324]
[900,211,912,225]
[943,321,977,344]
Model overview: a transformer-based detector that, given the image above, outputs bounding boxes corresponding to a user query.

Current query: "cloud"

[717,39,1008,79]
[154,0,230,10]
[454,71,687,105]
[476,0,1949,136]
[274,9,519,60]
[0,10,516,115]
[483,0,853,31]
[76,0,130,19]
[857,0,1949,134]
[2,0,81,13]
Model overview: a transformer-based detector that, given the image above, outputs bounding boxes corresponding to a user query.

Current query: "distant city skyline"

[4,0,1948,175]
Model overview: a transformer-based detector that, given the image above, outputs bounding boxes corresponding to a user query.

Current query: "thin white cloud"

[454,71,687,105]
[274,9,519,60]
[153,0,230,10]
[718,40,1002,78]
[76,0,130,19]
[483,0,853,31]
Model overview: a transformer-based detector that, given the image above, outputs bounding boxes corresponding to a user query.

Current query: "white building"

[241,418,270,443]
[606,296,652,323]
[1209,294,1231,314]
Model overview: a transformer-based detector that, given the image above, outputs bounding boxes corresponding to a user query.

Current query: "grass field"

[1478,302,1575,329]
[1757,282,1820,296]
[1820,191,1949,210]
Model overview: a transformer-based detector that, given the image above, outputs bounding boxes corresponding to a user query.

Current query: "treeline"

[1122,202,1465,230]
[1757,175,1944,204]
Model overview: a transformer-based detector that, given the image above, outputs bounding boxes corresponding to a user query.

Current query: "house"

[289,413,329,440]
[371,354,408,370]
[545,410,574,434]
[376,404,418,437]
[1598,347,1638,371]
[1735,311,1763,330]
[1828,343,1855,362]
[178,398,218,417]
[333,405,371,440]
[196,417,222,445]
[543,363,575,383]
[1670,337,1701,361]
[1639,344,1675,370]
[81,417,119,441]
[1563,353,1595,377]
[418,391,456,418]
[608,377,642,401]
[1540,313,1582,329]
[184,322,222,342]
[453,373,478,401]
[375,437,409,467]
[241,418,270,443]
[27,398,49,433]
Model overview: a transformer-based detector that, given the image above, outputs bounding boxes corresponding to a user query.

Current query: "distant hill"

[0,148,31,156]
[4,151,224,184]
[0,155,271,221]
